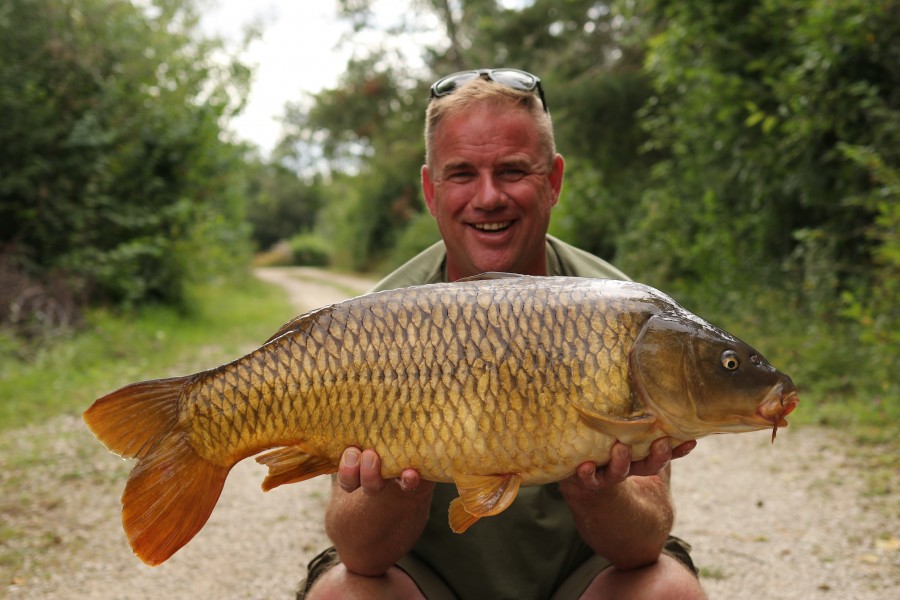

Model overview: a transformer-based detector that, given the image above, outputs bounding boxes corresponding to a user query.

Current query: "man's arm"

[323,448,435,576]
[325,438,694,575]
[559,438,696,570]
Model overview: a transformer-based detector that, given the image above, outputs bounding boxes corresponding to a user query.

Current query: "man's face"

[422,103,564,281]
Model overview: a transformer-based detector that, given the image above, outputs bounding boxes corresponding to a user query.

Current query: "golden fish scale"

[184,278,648,481]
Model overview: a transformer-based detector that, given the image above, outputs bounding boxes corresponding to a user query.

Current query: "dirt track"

[1,267,897,599]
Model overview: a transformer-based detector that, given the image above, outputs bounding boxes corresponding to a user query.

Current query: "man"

[299,68,706,599]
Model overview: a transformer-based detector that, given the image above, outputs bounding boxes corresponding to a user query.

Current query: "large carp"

[84,274,798,566]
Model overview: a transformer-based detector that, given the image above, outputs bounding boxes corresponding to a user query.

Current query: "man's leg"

[581,553,706,600]
[298,547,454,600]
[304,563,426,600]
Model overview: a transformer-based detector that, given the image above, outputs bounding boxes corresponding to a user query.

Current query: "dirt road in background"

[2,267,896,599]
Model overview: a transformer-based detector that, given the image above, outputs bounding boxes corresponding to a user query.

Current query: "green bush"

[0,0,253,309]
[288,234,331,267]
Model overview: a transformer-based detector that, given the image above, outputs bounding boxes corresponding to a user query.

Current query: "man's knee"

[583,554,706,600]
[305,563,425,600]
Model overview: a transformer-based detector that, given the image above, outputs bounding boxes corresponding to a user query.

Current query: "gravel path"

[2,267,897,599]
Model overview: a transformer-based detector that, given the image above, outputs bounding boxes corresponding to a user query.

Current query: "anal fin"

[256,445,337,491]
[448,498,480,533]
[448,472,522,533]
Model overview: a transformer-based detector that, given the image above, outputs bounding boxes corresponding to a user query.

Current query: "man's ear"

[422,164,437,216]
[549,154,565,207]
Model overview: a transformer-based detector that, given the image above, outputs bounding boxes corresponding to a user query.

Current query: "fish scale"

[83,273,799,566]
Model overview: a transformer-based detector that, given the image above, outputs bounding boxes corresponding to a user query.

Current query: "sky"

[200,1,354,155]
[200,1,441,156]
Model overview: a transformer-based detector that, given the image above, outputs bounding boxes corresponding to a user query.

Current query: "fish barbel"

[84,274,799,565]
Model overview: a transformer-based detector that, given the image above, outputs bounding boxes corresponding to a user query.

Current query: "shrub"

[288,234,331,267]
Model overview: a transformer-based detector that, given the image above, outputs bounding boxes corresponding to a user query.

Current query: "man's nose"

[471,174,506,210]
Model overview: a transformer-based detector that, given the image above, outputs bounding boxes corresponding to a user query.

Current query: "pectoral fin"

[573,402,659,445]
[256,445,337,491]
[448,472,522,533]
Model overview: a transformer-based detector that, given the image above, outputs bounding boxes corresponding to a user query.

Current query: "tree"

[244,157,324,252]
[278,51,430,271]
[0,0,254,308]
[618,0,900,305]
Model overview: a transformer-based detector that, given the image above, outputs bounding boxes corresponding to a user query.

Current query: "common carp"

[84,274,798,566]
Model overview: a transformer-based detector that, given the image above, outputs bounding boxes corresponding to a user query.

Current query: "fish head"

[631,313,799,441]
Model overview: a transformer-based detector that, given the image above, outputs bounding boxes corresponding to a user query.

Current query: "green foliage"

[550,157,632,262]
[244,158,324,251]
[0,0,254,309]
[606,0,900,427]
[837,144,900,399]
[624,0,899,291]
[288,234,331,267]
[279,53,428,271]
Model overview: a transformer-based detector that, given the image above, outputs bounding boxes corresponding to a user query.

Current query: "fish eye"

[721,350,741,371]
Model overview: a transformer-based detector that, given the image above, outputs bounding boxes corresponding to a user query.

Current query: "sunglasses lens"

[431,72,479,98]
[489,69,537,92]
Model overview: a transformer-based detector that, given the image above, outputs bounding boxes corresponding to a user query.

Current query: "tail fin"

[84,377,229,566]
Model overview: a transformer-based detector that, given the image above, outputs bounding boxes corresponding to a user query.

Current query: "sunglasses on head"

[429,68,548,113]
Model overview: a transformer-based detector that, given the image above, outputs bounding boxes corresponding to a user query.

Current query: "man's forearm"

[324,478,434,576]
[561,469,675,570]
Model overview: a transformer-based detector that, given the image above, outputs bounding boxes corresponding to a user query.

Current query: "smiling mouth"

[472,221,513,232]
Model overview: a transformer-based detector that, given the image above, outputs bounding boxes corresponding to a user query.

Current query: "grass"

[0,275,295,432]
[698,566,729,581]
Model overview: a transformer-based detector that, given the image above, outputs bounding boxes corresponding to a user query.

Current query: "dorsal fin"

[263,305,335,344]
[456,272,525,283]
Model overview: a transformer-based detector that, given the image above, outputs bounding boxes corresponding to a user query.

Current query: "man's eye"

[499,169,526,181]
[447,171,475,182]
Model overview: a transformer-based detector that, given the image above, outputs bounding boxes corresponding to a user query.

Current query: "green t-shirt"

[369,235,628,600]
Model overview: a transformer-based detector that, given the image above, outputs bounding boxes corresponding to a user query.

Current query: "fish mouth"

[757,383,800,442]
[470,221,513,233]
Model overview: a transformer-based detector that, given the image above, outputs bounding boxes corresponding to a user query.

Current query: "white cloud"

[201,1,443,156]
[201,1,353,155]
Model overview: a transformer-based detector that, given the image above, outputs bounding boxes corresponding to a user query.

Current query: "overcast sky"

[200,1,443,156]
[200,1,353,154]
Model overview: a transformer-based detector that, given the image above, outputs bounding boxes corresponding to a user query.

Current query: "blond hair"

[424,77,556,170]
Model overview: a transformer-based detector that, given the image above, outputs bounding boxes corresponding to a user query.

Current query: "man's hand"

[557,438,696,569]
[336,447,431,496]
[569,438,697,489]
[325,448,435,576]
